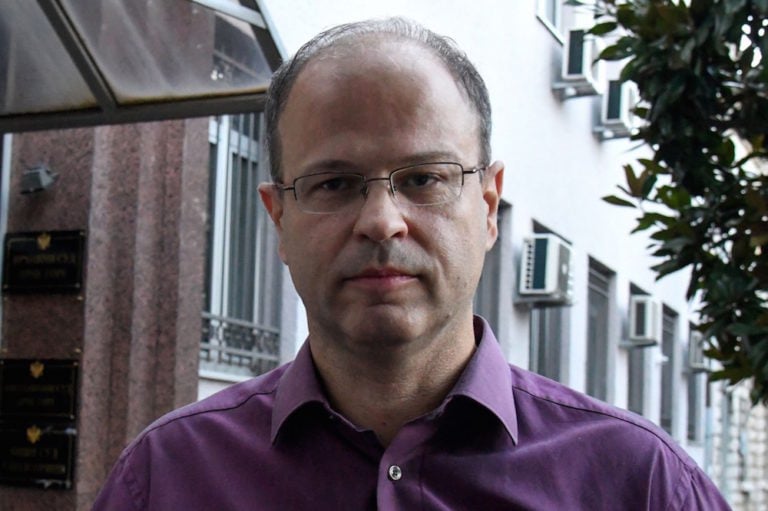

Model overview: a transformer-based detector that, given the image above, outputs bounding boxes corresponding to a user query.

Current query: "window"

[201,113,282,378]
[687,326,706,442]
[586,260,612,401]
[528,223,570,382]
[687,371,705,442]
[627,286,647,415]
[530,305,569,382]
[660,306,678,433]
[537,0,563,35]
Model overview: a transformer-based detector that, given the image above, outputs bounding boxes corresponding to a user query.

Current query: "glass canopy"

[0,0,282,133]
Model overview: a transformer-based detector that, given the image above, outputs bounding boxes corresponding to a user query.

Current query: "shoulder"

[128,363,288,452]
[509,364,682,447]
[509,365,699,473]
[92,365,291,510]
[506,366,731,509]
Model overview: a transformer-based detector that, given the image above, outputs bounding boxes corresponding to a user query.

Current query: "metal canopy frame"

[0,0,283,134]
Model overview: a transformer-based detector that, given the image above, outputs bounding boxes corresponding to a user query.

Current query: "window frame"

[586,260,613,401]
[201,112,282,379]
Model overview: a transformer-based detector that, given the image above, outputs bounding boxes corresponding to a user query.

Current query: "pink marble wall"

[0,117,209,510]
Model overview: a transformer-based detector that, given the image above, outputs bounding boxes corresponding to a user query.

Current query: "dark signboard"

[0,360,78,490]
[0,360,78,420]
[2,230,86,294]
[0,423,76,489]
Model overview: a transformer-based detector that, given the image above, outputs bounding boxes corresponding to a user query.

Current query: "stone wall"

[709,383,768,510]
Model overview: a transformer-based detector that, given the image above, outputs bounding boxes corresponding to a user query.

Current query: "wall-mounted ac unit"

[595,80,637,140]
[628,295,660,347]
[553,29,603,100]
[688,331,709,372]
[518,234,573,305]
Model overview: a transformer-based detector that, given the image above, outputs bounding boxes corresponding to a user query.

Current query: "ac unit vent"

[553,29,603,100]
[595,80,637,140]
[518,234,573,305]
[628,295,660,347]
[688,331,709,372]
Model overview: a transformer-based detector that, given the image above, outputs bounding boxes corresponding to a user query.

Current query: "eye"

[318,176,353,192]
[398,170,441,189]
[300,173,360,196]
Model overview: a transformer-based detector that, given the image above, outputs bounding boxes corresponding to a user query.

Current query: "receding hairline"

[289,35,477,108]
[265,18,493,181]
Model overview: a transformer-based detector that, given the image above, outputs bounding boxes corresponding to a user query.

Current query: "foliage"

[583,0,768,403]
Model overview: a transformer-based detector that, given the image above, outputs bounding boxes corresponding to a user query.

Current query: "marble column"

[0,117,208,510]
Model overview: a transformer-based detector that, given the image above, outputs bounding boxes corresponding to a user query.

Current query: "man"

[93,18,729,510]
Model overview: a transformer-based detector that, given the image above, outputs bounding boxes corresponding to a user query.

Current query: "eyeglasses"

[277,162,485,214]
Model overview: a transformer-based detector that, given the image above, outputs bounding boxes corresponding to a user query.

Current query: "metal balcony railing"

[200,311,280,377]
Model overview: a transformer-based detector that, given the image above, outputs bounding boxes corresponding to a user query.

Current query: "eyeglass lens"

[293,162,465,213]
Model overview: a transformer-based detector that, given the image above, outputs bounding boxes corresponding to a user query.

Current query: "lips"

[343,266,418,290]
[351,267,414,279]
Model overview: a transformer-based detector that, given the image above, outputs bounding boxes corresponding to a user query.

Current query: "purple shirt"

[92,318,729,510]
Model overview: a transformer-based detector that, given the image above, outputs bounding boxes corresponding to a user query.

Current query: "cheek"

[281,217,340,277]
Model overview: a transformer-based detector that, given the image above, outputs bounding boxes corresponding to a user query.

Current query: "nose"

[352,179,408,242]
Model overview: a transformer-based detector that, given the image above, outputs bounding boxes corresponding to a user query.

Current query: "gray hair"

[264,17,492,181]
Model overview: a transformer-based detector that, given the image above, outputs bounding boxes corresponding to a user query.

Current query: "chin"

[342,309,430,346]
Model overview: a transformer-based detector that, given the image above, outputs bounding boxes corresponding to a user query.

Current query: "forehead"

[278,38,480,174]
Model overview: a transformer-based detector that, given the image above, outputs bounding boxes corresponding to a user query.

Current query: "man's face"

[260,40,502,349]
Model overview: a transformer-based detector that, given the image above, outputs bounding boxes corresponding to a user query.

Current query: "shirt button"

[388,465,403,481]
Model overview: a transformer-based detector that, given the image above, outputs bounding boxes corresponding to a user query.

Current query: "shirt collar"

[271,316,518,444]
[271,341,328,443]
[445,316,518,443]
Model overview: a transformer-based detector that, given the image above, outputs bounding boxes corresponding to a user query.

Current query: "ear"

[482,160,504,251]
[258,183,288,263]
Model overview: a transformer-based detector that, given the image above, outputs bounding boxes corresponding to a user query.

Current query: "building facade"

[0,1,765,509]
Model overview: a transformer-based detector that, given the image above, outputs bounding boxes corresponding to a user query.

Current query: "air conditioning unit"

[688,331,709,372]
[627,295,660,347]
[553,29,603,99]
[595,80,637,140]
[518,234,573,305]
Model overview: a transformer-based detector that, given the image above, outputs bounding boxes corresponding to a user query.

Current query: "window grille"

[201,113,282,378]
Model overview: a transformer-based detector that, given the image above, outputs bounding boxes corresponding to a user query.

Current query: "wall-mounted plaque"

[0,360,78,420]
[0,423,76,489]
[2,230,86,294]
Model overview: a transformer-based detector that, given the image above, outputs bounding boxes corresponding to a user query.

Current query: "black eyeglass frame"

[276,161,487,214]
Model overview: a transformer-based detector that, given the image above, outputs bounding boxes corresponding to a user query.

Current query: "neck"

[309,316,477,446]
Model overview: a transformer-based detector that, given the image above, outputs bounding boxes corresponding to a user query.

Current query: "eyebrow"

[299,151,463,176]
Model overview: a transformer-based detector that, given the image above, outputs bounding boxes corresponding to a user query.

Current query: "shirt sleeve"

[91,454,144,511]
[678,466,731,510]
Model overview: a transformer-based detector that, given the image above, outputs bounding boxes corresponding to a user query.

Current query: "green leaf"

[727,323,768,337]
[710,365,752,383]
[623,164,642,196]
[599,44,634,61]
[602,195,637,207]
[640,174,658,199]
[590,21,618,36]
[724,0,748,15]
[637,158,666,174]
[715,139,736,167]
[651,258,686,278]
[616,4,638,27]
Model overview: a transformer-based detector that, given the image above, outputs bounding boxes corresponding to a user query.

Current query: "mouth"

[343,267,418,290]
